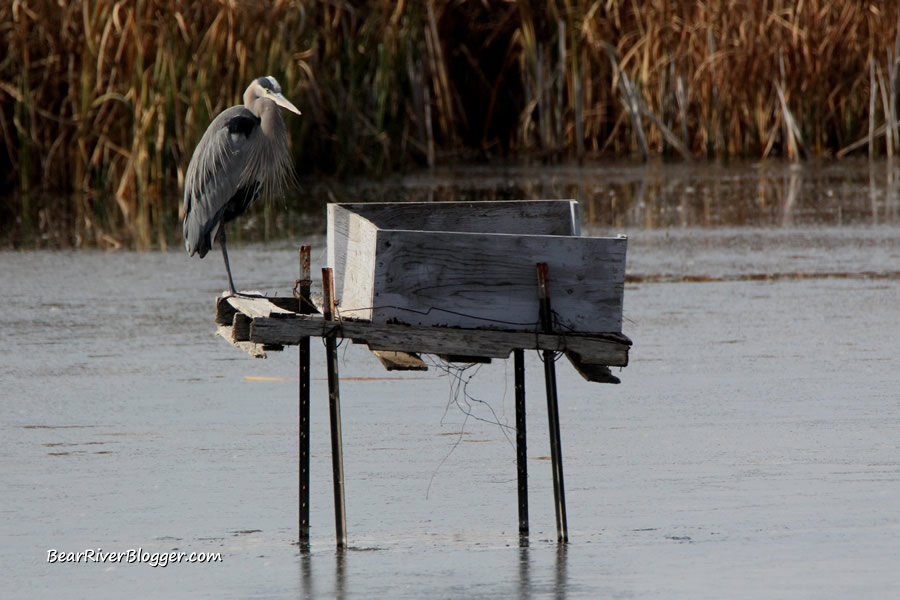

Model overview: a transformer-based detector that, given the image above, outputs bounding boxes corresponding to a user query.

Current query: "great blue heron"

[182,76,301,295]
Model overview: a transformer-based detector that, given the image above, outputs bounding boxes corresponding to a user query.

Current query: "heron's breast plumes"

[240,99,297,201]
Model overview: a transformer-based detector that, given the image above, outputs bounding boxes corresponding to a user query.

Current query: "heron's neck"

[252,98,285,139]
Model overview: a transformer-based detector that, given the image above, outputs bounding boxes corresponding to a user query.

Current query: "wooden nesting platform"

[215,294,631,382]
[218,199,631,381]
[211,199,633,548]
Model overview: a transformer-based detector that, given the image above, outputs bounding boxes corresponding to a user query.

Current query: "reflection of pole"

[322,268,347,549]
[514,349,529,537]
[536,263,568,543]
[298,247,311,546]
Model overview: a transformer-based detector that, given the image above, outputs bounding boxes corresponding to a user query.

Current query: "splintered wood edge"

[565,351,621,384]
[370,350,429,371]
[216,325,268,359]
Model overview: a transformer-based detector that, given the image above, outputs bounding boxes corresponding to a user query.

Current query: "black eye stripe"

[256,76,281,94]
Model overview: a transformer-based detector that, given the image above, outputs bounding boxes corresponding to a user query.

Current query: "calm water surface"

[2,161,899,598]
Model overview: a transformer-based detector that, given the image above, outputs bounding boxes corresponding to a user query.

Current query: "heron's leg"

[216,227,238,295]
[216,226,264,298]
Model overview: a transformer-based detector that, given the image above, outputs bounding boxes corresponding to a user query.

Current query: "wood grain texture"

[369,231,626,333]
[216,325,269,358]
[249,315,630,366]
[216,296,237,325]
[327,205,380,321]
[331,200,580,236]
[226,295,298,319]
[327,201,625,333]
[232,313,252,342]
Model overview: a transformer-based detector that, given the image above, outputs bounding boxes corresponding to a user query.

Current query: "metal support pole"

[536,262,568,543]
[297,246,311,546]
[514,348,529,538]
[322,267,348,549]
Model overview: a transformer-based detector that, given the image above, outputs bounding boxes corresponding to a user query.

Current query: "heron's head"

[245,76,302,116]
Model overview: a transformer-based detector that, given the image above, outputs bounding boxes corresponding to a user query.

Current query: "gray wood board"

[329,200,580,236]
[226,295,298,319]
[249,316,630,366]
[215,325,269,358]
[365,231,626,333]
[327,207,380,320]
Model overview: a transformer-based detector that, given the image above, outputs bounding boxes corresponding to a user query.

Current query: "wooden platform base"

[215,295,630,381]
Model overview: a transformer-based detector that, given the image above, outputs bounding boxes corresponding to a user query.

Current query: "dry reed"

[1,0,897,247]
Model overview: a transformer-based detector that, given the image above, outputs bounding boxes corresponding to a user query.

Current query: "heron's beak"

[271,93,302,116]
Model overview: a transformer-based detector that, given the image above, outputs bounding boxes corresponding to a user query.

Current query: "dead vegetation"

[1,1,897,247]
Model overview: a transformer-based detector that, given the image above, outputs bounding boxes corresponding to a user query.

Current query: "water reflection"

[517,539,569,599]
[268,159,900,241]
[299,549,313,599]
[297,547,346,600]
[555,544,568,600]
[518,537,531,600]
[335,549,346,600]
[294,538,573,599]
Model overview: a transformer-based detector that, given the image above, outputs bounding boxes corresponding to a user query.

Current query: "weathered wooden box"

[327,200,627,334]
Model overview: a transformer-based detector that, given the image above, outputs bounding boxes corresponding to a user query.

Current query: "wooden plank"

[216,296,237,325]
[367,231,627,333]
[566,352,621,384]
[370,350,428,371]
[226,295,302,319]
[565,337,631,363]
[232,313,252,342]
[249,315,630,366]
[267,297,301,313]
[216,325,268,359]
[327,206,380,321]
[330,200,580,236]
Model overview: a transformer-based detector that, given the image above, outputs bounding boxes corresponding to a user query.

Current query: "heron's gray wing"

[183,106,260,257]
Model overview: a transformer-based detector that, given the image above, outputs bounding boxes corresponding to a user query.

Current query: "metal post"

[322,267,347,549]
[536,262,568,543]
[297,246,311,546]
[514,348,529,537]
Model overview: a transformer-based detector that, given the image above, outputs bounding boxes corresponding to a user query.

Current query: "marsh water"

[2,160,899,598]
